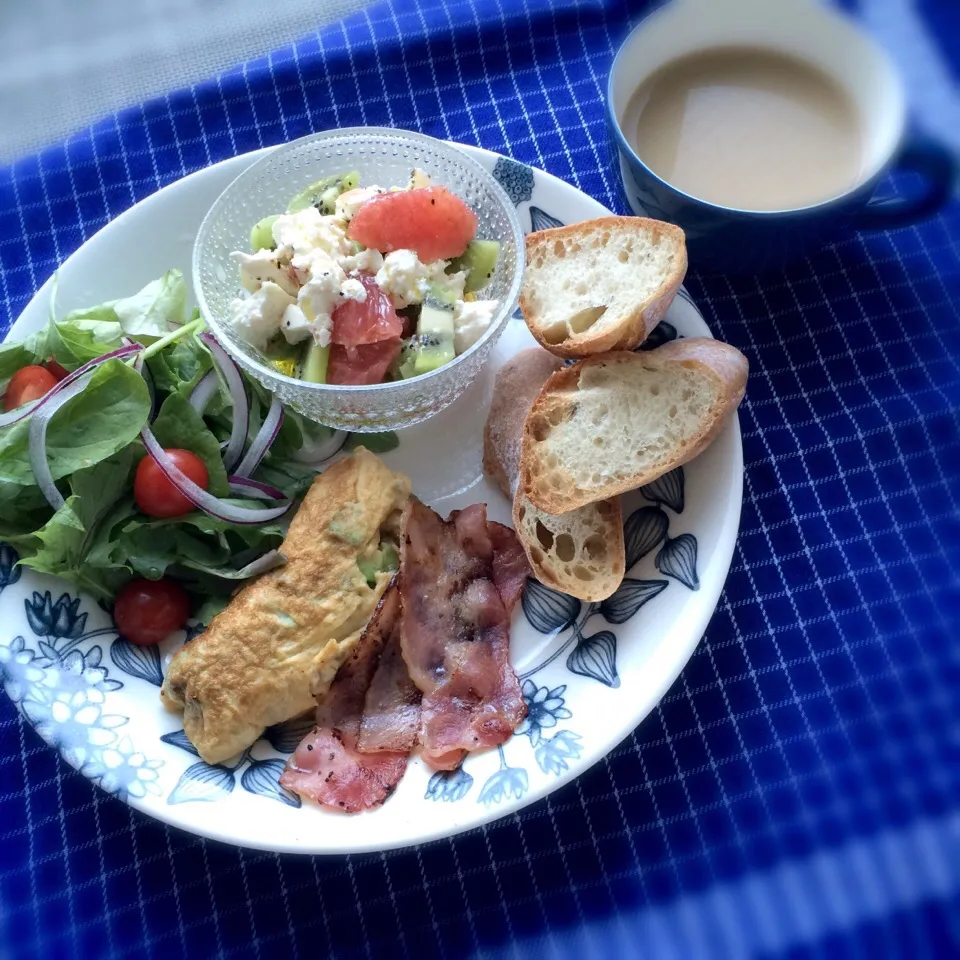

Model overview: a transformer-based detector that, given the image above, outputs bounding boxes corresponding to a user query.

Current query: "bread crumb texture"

[527,355,718,499]
[525,220,680,347]
[513,493,623,600]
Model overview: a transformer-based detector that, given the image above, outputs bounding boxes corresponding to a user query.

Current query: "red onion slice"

[234,396,283,479]
[189,370,219,414]
[0,343,141,430]
[227,476,289,500]
[133,350,157,422]
[199,333,248,472]
[141,426,291,524]
[28,375,93,511]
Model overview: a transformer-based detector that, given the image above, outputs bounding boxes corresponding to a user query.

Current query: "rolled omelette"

[160,447,412,764]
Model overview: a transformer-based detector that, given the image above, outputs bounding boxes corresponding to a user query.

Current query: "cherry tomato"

[114,577,191,646]
[134,449,209,518]
[4,365,58,411]
[46,358,70,382]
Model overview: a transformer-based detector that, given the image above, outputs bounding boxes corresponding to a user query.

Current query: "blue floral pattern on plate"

[425,767,474,803]
[110,638,164,686]
[492,157,535,205]
[517,680,571,745]
[160,714,306,807]
[0,557,307,808]
[529,205,562,231]
[0,578,164,802]
[638,319,680,351]
[640,467,685,513]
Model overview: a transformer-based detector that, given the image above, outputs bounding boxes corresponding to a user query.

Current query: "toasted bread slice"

[519,338,748,514]
[520,216,687,358]
[484,348,625,601]
[483,348,562,499]
[510,493,623,602]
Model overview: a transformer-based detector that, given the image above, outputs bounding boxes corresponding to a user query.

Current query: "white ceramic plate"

[0,145,742,854]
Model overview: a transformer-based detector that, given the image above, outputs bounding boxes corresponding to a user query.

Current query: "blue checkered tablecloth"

[1,0,959,957]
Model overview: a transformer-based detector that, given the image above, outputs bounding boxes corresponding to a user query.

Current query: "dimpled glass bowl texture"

[192,128,525,431]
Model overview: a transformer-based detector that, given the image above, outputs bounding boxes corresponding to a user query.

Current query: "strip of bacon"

[279,727,406,813]
[279,582,408,813]
[400,500,530,771]
[489,520,529,614]
[357,627,421,754]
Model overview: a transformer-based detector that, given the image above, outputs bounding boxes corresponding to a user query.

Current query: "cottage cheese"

[296,252,346,347]
[291,247,342,287]
[271,207,350,259]
[375,250,429,308]
[408,167,431,189]
[280,303,312,343]
[375,250,467,308]
[340,246,384,275]
[231,249,298,297]
[453,299,498,354]
[340,278,368,302]
[229,282,295,349]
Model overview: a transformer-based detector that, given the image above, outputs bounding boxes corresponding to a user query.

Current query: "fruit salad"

[228,169,501,386]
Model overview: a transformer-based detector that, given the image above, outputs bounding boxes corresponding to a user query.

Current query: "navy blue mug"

[606,0,957,273]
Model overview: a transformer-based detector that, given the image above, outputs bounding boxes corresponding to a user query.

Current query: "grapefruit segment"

[346,187,478,262]
[330,274,404,346]
[327,339,403,385]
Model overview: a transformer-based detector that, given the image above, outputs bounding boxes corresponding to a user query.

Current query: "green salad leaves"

[0,359,151,485]
[0,270,397,617]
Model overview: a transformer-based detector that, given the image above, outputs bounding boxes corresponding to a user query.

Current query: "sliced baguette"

[483,348,562,498]
[510,493,624,602]
[520,338,748,514]
[520,216,687,358]
[484,348,625,601]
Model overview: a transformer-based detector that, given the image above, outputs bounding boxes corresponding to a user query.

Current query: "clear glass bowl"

[192,127,525,431]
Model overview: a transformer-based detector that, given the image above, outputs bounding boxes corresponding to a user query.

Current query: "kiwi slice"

[413,296,456,375]
[286,171,360,215]
[390,340,419,381]
[447,239,500,293]
[300,341,330,384]
[250,215,279,251]
[262,333,302,362]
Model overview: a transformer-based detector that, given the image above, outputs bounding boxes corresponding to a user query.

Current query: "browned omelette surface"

[160,448,411,765]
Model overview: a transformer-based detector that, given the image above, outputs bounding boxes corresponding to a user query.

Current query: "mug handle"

[854,136,957,231]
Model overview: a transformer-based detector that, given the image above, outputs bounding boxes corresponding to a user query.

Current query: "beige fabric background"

[0,0,370,164]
